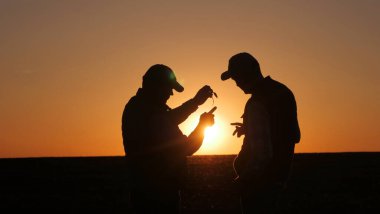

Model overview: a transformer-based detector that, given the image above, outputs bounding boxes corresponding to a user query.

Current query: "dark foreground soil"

[1,153,379,213]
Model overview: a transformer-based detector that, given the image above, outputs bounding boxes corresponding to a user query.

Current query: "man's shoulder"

[124,96,139,111]
[267,77,291,92]
[123,95,148,122]
[266,77,295,100]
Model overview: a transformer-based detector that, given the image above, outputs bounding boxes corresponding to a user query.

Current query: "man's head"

[142,64,184,103]
[221,52,263,94]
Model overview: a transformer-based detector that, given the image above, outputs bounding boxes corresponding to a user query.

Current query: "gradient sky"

[1,0,379,158]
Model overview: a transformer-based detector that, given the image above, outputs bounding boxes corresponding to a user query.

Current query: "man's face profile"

[232,75,251,94]
[155,84,174,104]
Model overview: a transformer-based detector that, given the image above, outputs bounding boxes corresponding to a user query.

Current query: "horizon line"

[1,151,380,160]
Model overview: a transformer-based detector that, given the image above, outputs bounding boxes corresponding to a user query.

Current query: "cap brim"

[173,81,184,92]
[221,70,232,81]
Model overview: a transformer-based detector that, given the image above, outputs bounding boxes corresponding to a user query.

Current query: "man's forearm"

[186,122,207,155]
[169,99,199,125]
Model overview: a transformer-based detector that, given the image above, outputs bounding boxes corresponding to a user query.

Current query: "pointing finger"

[208,106,217,114]
[231,122,243,126]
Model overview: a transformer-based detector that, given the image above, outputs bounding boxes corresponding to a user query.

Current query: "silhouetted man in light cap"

[122,64,216,213]
[221,53,301,213]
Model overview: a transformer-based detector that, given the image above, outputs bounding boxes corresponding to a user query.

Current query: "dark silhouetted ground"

[1,153,379,213]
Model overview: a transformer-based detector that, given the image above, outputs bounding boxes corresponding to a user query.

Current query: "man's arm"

[148,110,214,157]
[185,111,215,155]
[167,85,215,125]
[167,99,199,125]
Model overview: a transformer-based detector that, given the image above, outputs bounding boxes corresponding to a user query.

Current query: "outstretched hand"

[231,122,245,138]
[193,85,215,106]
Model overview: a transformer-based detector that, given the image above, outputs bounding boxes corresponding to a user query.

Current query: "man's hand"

[231,122,245,137]
[193,85,214,106]
[199,112,215,127]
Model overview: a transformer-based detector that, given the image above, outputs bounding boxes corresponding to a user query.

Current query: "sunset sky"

[1,0,379,158]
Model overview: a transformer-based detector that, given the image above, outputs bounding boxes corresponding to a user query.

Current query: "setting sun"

[179,114,228,154]
[203,124,221,151]
[205,126,218,140]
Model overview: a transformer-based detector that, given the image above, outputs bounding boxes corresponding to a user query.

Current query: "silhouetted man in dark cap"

[122,64,216,213]
[221,53,301,213]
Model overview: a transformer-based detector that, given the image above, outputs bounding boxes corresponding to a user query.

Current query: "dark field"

[1,153,380,213]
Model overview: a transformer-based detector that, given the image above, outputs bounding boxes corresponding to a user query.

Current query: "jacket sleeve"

[167,99,199,125]
[284,92,301,143]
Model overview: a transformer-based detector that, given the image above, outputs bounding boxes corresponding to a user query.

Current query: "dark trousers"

[240,182,284,214]
[130,188,181,214]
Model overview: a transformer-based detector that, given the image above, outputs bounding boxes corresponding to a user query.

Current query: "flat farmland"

[1,153,379,213]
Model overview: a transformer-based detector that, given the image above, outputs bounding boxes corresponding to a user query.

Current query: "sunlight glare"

[202,123,222,151]
[179,115,227,154]
[204,126,218,141]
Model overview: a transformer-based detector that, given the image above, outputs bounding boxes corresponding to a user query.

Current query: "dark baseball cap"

[221,52,260,81]
[143,64,184,92]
